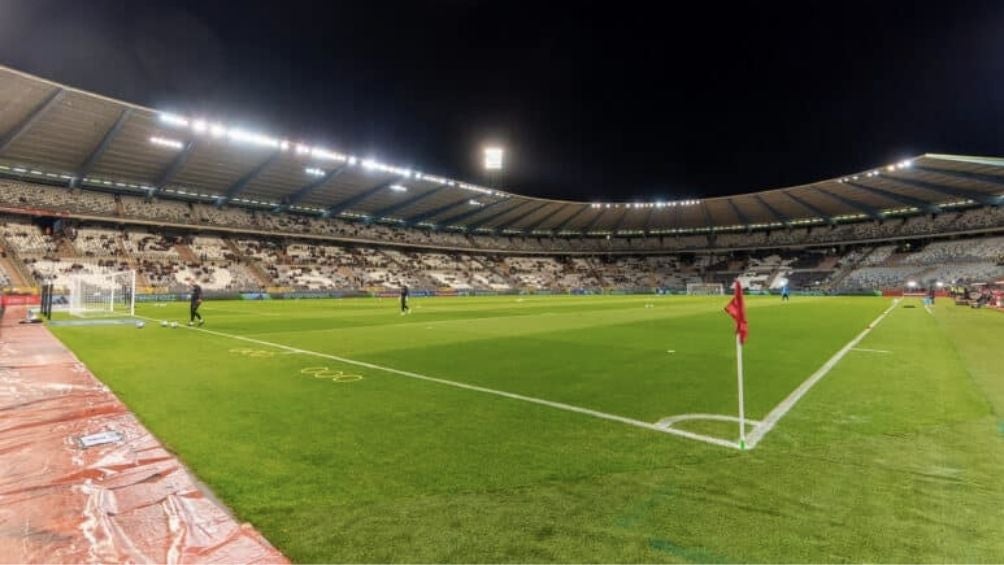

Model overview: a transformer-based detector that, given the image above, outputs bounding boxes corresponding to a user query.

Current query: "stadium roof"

[1,64,1003,236]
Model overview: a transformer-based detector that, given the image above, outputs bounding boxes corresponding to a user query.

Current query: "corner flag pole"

[736,333,746,450]
[724,278,748,450]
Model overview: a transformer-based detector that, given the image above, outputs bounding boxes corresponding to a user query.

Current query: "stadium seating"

[2,178,1004,293]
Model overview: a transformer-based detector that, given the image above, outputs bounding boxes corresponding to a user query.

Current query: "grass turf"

[49,295,1004,562]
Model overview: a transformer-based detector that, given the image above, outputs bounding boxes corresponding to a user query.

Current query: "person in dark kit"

[781,282,790,302]
[927,286,936,305]
[189,282,205,326]
[400,284,410,315]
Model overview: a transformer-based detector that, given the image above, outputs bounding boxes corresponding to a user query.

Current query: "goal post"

[686,282,725,296]
[68,270,136,317]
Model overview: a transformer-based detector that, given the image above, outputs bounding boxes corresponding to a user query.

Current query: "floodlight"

[159,113,189,127]
[390,184,408,192]
[484,147,504,170]
[149,136,184,150]
[906,280,918,288]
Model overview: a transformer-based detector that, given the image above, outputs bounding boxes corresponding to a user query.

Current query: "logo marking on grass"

[228,347,275,358]
[300,366,364,383]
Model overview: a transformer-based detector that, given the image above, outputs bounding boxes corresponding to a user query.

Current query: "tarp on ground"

[0,307,286,564]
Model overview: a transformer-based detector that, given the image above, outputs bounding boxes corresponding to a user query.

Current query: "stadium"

[1,6,1004,563]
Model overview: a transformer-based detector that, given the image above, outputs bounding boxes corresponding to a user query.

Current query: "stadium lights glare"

[159,113,190,127]
[305,167,325,177]
[310,147,349,163]
[390,184,408,192]
[484,147,504,170]
[157,110,514,198]
[469,199,483,206]
[149,136,184,150]
[906,280,918,288]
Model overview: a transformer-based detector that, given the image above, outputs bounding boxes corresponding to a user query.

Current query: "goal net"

[68,270,136,317]
[686,282,725,295]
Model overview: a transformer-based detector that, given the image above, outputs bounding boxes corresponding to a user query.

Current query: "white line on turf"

[851,347,891,354]
[744,298,901,449]
[655,413,762,429]
[136,315,741,450]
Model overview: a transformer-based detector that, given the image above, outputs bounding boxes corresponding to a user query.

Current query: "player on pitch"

[400,284,410,315]
[189,282,205,326]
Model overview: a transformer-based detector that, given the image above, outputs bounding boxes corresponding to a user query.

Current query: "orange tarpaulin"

[0,307,286,564]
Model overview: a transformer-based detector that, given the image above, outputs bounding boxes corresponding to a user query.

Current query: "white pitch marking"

[136,315,741,450]
[666,349,675,354]
[851,347,891,354]
[655,413,762,429]
[745,298,901,449]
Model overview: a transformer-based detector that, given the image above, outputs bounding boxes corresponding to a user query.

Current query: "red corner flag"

[724,279,748,344]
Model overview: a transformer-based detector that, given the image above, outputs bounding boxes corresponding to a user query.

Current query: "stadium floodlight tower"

[483,146,504,188]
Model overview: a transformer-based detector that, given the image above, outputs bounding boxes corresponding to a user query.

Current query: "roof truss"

[223,151,281,202]
[74,107,132,187]
[844,180,940,214]
[0,87,64,155]
[814,186,884,220]
[467,200,533,230]
[372,184,448,218]
[283,165,347,207]
[495,201,552,231]
[754,195,791,225]
[326,177,401,217]
[405,196,473,226]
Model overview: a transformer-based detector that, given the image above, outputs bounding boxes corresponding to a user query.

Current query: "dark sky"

[2,0,1004,202]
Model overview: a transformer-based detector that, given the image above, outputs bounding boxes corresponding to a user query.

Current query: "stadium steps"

[244,260,274,287]
[827,246,877,290]
[174,243,198,263]
[56,238,77,258]
[219,238,273,287]
[0,254,29,287]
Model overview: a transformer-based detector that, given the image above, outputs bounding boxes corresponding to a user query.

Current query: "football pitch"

[50,295,1004,562]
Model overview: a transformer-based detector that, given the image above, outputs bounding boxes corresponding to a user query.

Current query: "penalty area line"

[745,298,901,449]
[136,315,741,450]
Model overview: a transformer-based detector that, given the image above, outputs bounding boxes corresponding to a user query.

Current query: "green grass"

[49,295,1004,562]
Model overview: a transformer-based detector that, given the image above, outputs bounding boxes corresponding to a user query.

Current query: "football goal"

[68,270,136,317]
[686,282,725,295]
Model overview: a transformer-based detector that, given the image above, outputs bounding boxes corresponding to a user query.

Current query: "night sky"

[2,0,1004,202]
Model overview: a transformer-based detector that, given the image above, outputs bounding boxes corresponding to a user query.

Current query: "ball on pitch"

[160,320,168,327]
[170,321,178,329]
[135,321,145,329]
